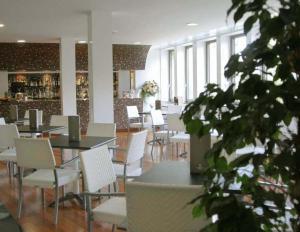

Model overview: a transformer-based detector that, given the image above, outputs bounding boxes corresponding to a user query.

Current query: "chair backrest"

[0,124,19,148]
[24,110,43,126]
[15,138,56,169]
[80,145,116,193]
[126,130,147,164]
[87,123,116,138]
[167,104,183,114]
[150,109,165,126]
[0,117,6,125]
[167,114,186,132]
[127,106,140,119]
[126,182,208,232]
[50,115,68,134]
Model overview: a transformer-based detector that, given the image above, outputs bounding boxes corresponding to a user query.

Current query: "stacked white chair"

[15,138,80,224]
[49,115,69,135]
[80,145,126,232]
[167,114,190,157]
[0,125,19,180]
[113,130,147,187]
[126,181,208,232]
[150,109,169,160]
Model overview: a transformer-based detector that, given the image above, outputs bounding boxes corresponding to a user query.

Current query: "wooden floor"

[0,131,189,232]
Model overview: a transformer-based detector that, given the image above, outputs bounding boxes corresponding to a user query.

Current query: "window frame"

[185,45,193,102]
[168,49,175,102]
[205,39,217,84]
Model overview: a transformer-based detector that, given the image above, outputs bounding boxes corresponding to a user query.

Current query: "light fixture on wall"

[17,40,26,43]
[186,22,198,26]
[78,40,87,44]
[0,23,5,28]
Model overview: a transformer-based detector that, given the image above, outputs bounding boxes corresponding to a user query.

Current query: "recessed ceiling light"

[0,24,5,28]
[78,40,87,44]
[112,30,118,34]
[17,40,26,43]
[134,42,141,45]
[186,23,198,27]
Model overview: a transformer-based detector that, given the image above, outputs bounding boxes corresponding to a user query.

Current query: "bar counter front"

[0,98,143,132]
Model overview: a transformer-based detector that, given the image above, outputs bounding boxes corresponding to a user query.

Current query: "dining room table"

[17,125,65,138]
[48,134,116,206]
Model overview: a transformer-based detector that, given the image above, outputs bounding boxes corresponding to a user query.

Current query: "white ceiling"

[0,0,233,46]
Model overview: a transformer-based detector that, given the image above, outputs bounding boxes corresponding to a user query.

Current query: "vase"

[143,96,156,112]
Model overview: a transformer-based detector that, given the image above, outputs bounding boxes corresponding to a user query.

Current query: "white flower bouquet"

[140,80,159,99]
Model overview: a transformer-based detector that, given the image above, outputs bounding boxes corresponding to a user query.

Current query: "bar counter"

[0,98,143,131]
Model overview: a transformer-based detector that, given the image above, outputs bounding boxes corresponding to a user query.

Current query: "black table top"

[134,161,205,186]
[50,135,116,150]
[17,125,64,133]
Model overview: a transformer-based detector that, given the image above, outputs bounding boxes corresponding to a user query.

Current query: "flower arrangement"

[140,80,159,99]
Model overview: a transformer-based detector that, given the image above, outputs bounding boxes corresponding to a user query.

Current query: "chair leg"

[17,167,23,219]
[54,185,59,224]
[41,188,45,207]
[112,224,116,232]
[87,196,93,232]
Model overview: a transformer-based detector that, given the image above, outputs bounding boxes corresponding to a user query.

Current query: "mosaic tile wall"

[0,98,143,131]
[0,43,151,71]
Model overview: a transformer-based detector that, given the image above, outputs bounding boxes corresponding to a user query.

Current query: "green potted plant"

[182,0,300,231]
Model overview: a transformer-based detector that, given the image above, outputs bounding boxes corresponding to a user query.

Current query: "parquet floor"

[0,131,189,232]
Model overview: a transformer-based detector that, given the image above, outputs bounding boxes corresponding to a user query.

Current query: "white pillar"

[192,41,198,99]
[60,38,76,115]
[88,10,113,123]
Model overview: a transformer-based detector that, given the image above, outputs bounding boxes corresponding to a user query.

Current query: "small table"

[17,125,64,138]
[134,161,204,186]
[49,135,116,206]
[50,135,115,150]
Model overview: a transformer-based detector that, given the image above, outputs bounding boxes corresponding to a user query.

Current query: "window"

[185,46,194,101]
[231,35,247,86]
[168,50,175,101]
[206,40,217,84]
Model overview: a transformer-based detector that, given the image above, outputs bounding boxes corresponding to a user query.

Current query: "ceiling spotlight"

[17,40,26,43]
[78,40,87,44]
[186,23,198,26]
[0,24,5,28]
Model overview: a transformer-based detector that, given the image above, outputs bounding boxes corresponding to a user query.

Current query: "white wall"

[0,71,8,97]
[135,47,161,98]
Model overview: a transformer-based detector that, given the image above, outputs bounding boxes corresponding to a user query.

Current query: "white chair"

[49,115,69,135]
[126,181,208,232]
[167,104,184,114]
[87,122,117,158]
[113,130,147,187]
[150,109,169,160]
[15,138,80,224]
[80,145,126,232]
[126,106,143,134]
[24,110,43,126]
[22,110,43,137]
[167,114,190,158]
[0,125,20,179]
[0,117,6,125]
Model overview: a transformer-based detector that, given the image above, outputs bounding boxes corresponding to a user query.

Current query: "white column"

[219,35,231,90]
[216,35,222,86]
[60,38,76,115]
[88,10,113,123]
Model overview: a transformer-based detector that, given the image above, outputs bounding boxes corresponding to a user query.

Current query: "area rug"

[0,202,23,232]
